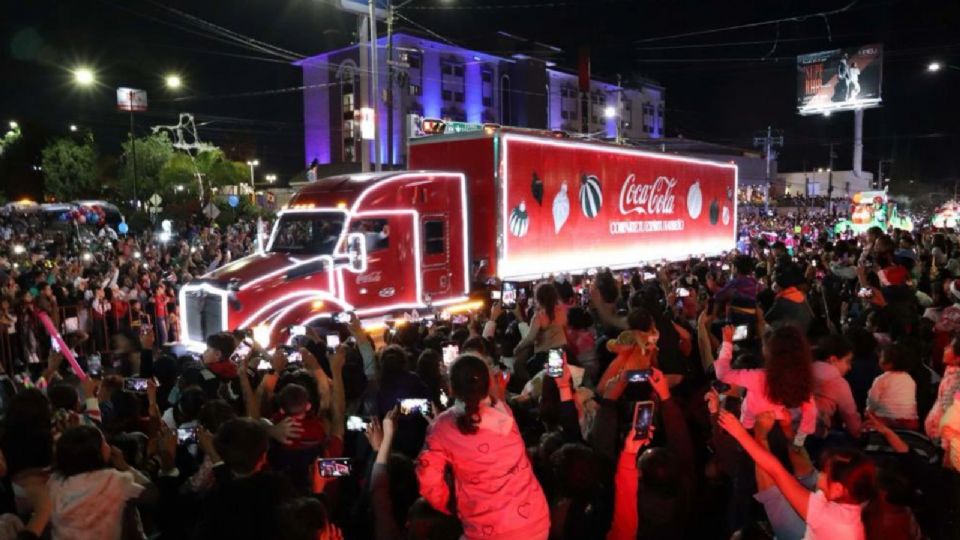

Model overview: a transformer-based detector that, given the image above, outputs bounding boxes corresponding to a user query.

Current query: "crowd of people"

[2,203,960,539]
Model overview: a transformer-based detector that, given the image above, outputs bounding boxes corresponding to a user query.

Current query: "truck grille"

[184,289,225,343]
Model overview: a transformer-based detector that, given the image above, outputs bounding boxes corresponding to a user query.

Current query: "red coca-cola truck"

[178,129,737,348]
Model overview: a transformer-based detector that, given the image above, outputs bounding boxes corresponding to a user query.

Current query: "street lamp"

[8,121,18,130]
[927,61,959,72]
[603,106,617,119]
[246,160,259,189]
[164,74,182,89]
[69,124,77,132]
[73,67,96,87]
[265,174,277,183]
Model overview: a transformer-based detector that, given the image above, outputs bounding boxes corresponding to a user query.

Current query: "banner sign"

[797,44,883,115]
[499,135,737,279]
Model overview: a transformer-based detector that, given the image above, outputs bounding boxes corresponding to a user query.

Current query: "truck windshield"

[269,212,346,255]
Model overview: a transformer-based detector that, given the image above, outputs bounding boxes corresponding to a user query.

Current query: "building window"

[406,52,421,69]
[338,64,357,163]
[350,219,390,252]
[561,84,578,123]
[441,58,465,105]
[424,220,445,255]
[500,75,512,125]
[481,66,494,108]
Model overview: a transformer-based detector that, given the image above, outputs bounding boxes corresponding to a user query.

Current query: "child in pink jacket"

[715,324,818,446]
[417,355,550,540]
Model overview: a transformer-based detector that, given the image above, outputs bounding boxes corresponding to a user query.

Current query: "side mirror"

[345,232,367,273]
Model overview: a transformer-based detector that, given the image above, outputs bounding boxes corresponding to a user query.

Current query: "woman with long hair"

[516,282,568,374]
[417,355,550,540]
[715,324,817,446]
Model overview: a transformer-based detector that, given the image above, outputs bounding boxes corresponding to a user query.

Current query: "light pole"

[73,67,96,87]
[246,160,259,192]
[928,61,960,73]
[265,174,277,184]
[164,74,183,89]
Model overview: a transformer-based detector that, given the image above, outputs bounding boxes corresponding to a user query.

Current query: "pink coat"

[417,399,550,540]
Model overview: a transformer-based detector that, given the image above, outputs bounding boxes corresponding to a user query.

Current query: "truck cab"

[178,171,469,349]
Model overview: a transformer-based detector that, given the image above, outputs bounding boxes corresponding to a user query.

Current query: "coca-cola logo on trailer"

[618,175,678,216]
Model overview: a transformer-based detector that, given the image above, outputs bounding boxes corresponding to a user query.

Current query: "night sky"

[2,0,959,198]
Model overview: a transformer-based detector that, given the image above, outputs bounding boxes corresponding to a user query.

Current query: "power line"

[404,1,574,9]
[142,0,306,61]
[633,0,861,44]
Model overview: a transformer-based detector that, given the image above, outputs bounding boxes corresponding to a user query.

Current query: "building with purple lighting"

[297,31,665,172]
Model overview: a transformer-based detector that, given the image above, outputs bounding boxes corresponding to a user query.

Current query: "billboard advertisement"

[499,135,737,279]
[116,87,148,112]
[797,44,883,115]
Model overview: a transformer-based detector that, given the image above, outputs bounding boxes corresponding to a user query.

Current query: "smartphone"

[335,312,352,324]
[642,272,656,281]
[256,359,272,371]
[858,287,874,299]
[140,323,153,336]
[123,377,149,394]
[317,457,352,478]
[87,353,102,377]
[632,401,656,440]
[287,350,302,364]
[442,344,459,367]
[501,281,517,309]
[346,415,370,432]
[439,389,449,407]
[491,290,502,300]
[326,334,340,350]
[50,336,60,352]
[721,263,730,271]
[290,325,307,337]
[399,398,431,416]
[626,369,652,383]
[230,339,253,364]
[811,259,818,267]
[732,324,750,342]
[452,314,469,325]
[675,287,690,298]
[711,380,732,393]
[546,348,564,378]
[177,426,198,445]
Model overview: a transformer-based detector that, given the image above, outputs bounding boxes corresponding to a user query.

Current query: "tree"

[158,148,249,196]
[41,137,99,200]
[120,132,175,200]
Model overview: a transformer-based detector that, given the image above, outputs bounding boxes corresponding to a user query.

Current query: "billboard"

[339,0,388,20]
[116,87,148,112]
[498,135,737,279]
[797,44,882,115]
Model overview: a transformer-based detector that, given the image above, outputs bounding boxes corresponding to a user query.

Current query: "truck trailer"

[179,129,738,348]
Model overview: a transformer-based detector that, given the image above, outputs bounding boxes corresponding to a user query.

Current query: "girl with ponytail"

[416,355,550,540]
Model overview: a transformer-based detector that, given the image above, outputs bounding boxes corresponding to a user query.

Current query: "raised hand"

[722,324,734,344]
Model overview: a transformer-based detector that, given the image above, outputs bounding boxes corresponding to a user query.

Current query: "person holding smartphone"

[607,367,695,540]
[515,283,568,375]
[417,355,550,540]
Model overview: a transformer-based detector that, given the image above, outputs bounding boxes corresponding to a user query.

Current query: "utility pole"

[827,142,836,215]
[368,0,381,172]
[615,74,623,144]
[386,2,395,168]
[753,126,783,213]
